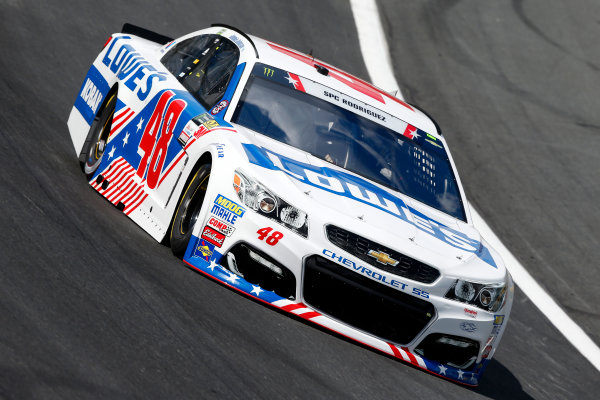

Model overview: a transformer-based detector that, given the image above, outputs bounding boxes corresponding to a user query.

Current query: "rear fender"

[68,34,131,155]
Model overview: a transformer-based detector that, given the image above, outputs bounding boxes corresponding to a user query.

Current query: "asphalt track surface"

[1,0,598,398]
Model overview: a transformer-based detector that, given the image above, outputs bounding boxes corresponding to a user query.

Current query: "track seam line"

[349,0,600,372]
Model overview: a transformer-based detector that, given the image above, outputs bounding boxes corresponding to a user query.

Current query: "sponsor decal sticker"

[80,78,103,114]
[183,120,198,136]
[201,225,226,247]
[74,65,110,124]
[210,204,239,224]
[193,112,221,130]
[192,238,215,261]
[214,194,245,216]
[493,315,505,326]
[206,216,235,236]
[216,144,225,158]
[210,99,229,115]
[229,34,245,49]
[209,194,245,225]
[460,322,478,333]
[464,308,478,319]
[263,66,275,77]
[177,120,197,146]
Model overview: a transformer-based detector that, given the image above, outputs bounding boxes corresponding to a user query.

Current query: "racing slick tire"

[170,163,212,257]
[80,92,117,179]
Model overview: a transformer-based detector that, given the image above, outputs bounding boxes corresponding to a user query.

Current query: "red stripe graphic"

[125,194,148,215]
[104,168,135,199]
[121,184,145,207]
[280,303,307,312]
[91,158,127,190]
[110,109,135,135]
[401,347,418,365]
[111,107,130,123]
[108,178,136,204]
[388,343,402,358]
[299,311,321,320]
[97,166,129,193]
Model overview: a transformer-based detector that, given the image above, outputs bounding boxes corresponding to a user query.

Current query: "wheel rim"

[84,97,115,175]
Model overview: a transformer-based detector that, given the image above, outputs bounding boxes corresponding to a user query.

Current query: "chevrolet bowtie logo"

[367,250,399,266]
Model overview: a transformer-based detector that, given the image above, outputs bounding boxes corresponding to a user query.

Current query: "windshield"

[232,63,465,221]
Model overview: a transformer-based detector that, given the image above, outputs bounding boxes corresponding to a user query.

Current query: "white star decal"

[107,146,116,160]
[207,259,218,271]
[136,118,144,132]
[225,272,239,284]
[122,132,130,147]
[457,369,464,380]
[438,365,447,376]
[285,74,298,87]
[251,285,263,296]
[471,373,477,382]
[411,129,421,139]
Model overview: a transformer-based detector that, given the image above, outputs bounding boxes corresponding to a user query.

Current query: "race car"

[67,23,513,386]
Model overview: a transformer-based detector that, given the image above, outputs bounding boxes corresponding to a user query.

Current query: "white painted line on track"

[349,0,600,372]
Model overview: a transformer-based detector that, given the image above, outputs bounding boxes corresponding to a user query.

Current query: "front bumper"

[182,189,513,386]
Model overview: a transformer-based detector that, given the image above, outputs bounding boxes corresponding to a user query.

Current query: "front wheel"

[170,163,211,257]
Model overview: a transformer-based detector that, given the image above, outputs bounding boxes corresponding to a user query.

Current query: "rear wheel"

[80,93,116,179]
[170,163,212,257]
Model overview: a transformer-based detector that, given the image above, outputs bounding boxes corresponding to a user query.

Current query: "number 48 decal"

[257,227,283,246]
[137,90,187,189]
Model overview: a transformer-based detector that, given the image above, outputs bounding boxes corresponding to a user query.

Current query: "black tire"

[80,92,117,179]
[170,163,211,257]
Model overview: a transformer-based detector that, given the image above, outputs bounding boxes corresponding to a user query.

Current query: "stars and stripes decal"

[271,300,322,320]
[88,89,238,223]
[285,72,306,92]
[91,157,148,215]
[109,106,136,137]
[402,123,420,140]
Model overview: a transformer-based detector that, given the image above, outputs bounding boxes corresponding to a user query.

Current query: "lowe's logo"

[102,37,168,101]
[80,78,103,114]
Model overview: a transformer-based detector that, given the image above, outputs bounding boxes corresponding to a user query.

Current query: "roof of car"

[163,25,439,136]
[248,34,438,135]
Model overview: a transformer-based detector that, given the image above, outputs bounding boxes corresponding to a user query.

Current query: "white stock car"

[68,24,514,386]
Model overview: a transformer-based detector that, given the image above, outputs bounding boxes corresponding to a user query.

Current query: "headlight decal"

[446,279,508,312]
[233,169,309,237]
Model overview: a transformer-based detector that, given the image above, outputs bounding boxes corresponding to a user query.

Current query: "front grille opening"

[225,243,296,300]
[303,255,435,344]
[326,225,440,284]
[414,333,479,369]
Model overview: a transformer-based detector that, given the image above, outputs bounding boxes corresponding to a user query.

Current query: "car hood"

[234,125,501,276]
